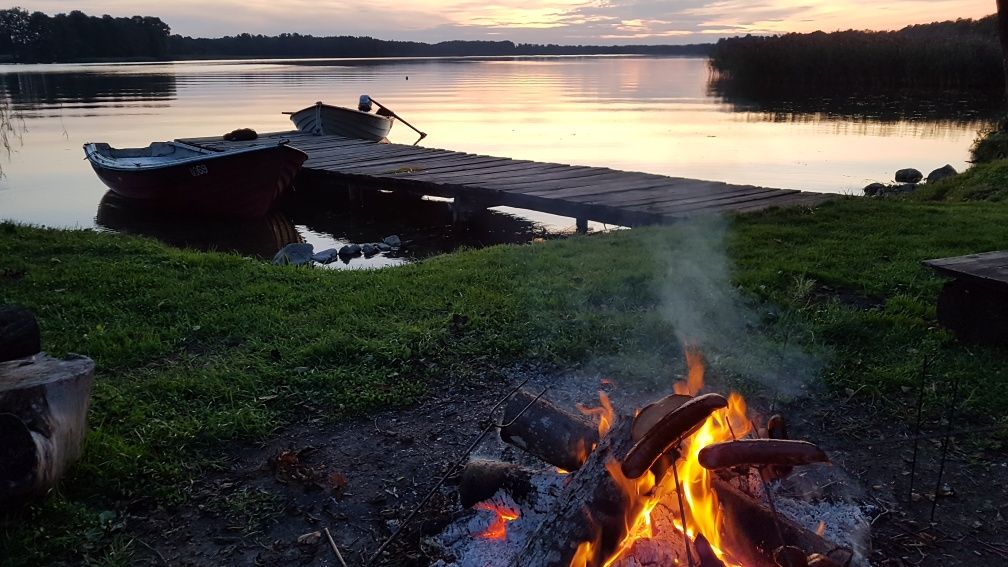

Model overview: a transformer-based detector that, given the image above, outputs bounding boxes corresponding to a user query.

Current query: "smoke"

[656,214,824,399]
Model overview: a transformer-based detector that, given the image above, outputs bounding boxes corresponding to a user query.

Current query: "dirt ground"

[129,365,1007,566]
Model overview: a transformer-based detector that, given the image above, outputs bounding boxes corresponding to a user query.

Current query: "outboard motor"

[358,95,373,113]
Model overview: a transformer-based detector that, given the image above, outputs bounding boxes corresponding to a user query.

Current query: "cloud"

[10,0,994,44]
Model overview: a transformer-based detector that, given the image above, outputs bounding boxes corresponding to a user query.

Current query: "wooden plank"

[583,186,782,209]
[642,190,810,216]
[401,164,593,186]
[515,175,697,198]
[339,155,517,176]
[313,150,513,171]
[924,251,1008,286]
[307,149,461,169]
[385,161,573,182]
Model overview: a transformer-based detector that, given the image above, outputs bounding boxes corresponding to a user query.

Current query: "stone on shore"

[863,182,886,197]
[312,249,339,264]
[895,168,923,183]
[361,243,379,257]
[927,164,957,184]
[339,244,362,258]
[273,243,314,266]
[383,235,401,248]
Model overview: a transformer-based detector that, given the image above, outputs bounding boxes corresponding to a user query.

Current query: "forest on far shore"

[0,7,711,63]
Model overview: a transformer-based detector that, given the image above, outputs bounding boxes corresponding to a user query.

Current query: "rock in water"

[338,244,362,258]
[927,164,958,184]
[361,243,379,257]
[895,168,923,183]
[273,243,314,266]
[383,235,401,248]
[376,243,392,252]
[312,248,339,264]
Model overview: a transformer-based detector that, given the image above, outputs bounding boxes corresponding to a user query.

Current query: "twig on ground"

[324,527,349,567]
[908,357,928,506]
[930,375,961,522]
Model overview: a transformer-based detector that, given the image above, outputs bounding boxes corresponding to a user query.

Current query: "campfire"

[432,348,868,567]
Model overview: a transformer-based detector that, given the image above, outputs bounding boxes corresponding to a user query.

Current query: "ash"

[429,470,563,567]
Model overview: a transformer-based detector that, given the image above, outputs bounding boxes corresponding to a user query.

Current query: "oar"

[366,97,427,145]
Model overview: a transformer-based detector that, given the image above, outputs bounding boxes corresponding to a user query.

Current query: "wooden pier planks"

[178,130,836,225]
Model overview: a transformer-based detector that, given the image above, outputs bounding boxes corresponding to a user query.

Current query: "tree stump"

[0,353,95,506]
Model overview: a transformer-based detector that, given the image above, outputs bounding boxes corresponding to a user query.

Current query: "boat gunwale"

[83,140,303,172]
[288,102,394,125]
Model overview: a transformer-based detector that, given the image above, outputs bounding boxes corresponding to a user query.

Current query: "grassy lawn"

[2,196,1008,564]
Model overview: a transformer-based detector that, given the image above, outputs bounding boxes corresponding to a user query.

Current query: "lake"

[0,56,998,266]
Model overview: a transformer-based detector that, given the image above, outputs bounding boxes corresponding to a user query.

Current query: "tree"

[998,0,1008,94]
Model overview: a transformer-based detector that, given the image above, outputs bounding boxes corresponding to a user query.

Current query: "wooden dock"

[178,131,836,226]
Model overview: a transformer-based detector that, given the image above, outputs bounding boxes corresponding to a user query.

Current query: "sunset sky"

[12,1,995,44]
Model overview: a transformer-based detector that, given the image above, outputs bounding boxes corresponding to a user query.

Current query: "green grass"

[2,197,1008,563]
[913,158,1008,201]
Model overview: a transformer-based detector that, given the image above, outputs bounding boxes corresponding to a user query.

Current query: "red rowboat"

[83,140,308,218]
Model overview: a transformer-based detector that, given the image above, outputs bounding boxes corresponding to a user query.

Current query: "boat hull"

[289,103,394,141]
[85,143,307,218]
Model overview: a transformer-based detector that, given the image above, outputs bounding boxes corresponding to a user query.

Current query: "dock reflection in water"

[94,184,560,269]
[95,192,303,259]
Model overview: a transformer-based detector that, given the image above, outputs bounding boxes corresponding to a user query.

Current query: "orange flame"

[474,501,519,541]
[570,541,596,567]
[572,346,753,567]
[578,391,615,438]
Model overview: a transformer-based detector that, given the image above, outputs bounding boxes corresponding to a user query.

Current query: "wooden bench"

[924,251,1008,344]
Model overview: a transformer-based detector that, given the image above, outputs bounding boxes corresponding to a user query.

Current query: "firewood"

[0,353,95,506]
[458,458,539,508]
[0,305,41,363]
[499,389,599,472]
[508,417,637,567]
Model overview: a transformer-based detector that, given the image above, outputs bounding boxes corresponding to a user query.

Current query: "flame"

[474,501,519,541]
[573,346,754,567]
[570,541,596,567]
[578,390,615,438]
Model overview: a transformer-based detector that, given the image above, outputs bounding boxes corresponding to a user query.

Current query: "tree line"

[0,8,171,62]
[0,7,711,63]
[709,15,1002,88]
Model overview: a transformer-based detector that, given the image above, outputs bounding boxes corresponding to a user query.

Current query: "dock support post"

[452,196,485,224]
[576,216,588,234]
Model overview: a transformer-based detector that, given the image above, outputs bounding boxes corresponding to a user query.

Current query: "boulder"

[383,235,401,248]
[272,243,314,266]
[311,248,339,264]
[863,182,886,197]
[927,164,958,184]
[895,168,923,183]
[376,243,392,252]
[338,244,362,258]
[361,243,379,257]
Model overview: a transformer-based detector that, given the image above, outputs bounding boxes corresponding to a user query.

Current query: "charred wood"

[499,389,598,472]
[459,458,539,508]
[0,305,41,363]
[508,417,636,567]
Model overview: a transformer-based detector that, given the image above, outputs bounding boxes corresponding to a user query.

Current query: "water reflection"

[708,77,1001,134]
[95,192,301,258]
[285,184,551,269]
[1,71,176,111]
[95,185,553,268]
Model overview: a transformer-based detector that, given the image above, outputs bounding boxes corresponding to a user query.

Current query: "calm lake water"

[0,56,999,266]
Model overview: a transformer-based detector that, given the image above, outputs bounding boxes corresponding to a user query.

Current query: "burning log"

[508,417,637,567]
[499,389,599,472]
[1,354,95,506]
[0,305,41,363]
[711,478,835,567]
[459,458,539,508]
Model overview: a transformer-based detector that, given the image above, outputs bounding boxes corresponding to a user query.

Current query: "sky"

[11,1,996,44]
